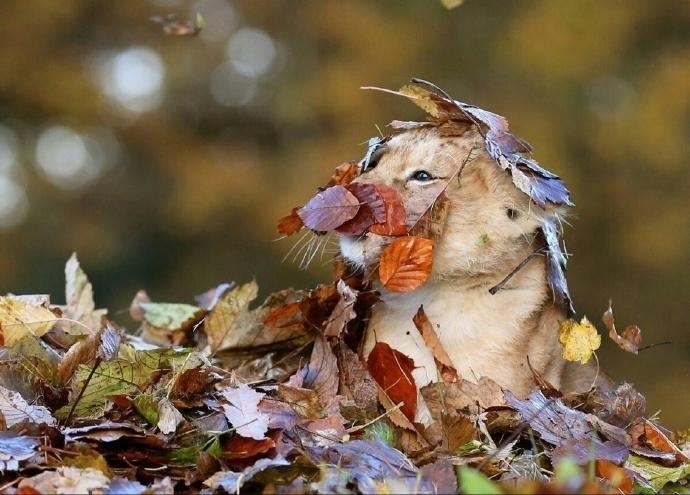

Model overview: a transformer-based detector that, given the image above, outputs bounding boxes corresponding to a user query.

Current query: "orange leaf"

[327,161,360,187]
[379,236,433,292]
[369,184,408,236]
[595,460,633,493]
[412,305,458,382]
[367,342,417,421]
[602,301,642,354]
[276,207,304,236]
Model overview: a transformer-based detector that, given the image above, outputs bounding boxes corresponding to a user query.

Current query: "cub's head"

[339,125,567,283]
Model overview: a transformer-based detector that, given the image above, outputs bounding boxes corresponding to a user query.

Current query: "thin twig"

[489,250,544,295]
[65,355,101,424]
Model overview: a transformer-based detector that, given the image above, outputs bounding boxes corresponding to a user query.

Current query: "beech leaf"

[0,296,56,346]
[62,253,107,334]
[336,183,386,235]
[327,161,360,187]
[298,185,360,231]
[368,184,408,236]
[276,207,304,236]
[379,236,434,292]
[367,342,417,421]
[0,385,56,427]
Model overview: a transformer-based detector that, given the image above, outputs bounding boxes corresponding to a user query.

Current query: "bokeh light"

[97,46,165,113]
[226,28,276,78]
[195,0,238,43]
[0,175,28,229]
[209,61,257,107]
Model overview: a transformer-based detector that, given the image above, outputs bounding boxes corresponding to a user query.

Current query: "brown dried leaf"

[630,419,689,466]
[323,280,358,338]
[327,161,360,187]
[368,184,408,236]
[412,305,458,382]
[297,185,360,232]
[602,302,642,354]
[367,342,417,422]
[336,342,378,414]
[379,236,434,292]
[276,207,304,236]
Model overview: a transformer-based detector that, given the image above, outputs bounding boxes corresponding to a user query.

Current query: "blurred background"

[0,0,687,428]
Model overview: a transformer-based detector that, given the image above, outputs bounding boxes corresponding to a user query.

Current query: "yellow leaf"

[0,296,57,345]
[441,0,465,9]
[559,317,601,364]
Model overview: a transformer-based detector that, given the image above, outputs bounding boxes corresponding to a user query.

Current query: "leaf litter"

[0,84,688,494]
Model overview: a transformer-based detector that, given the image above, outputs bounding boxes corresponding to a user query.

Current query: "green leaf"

[626,454,690,491]
[458,467,503,495]
[140,302,203,331]
[133,394,158,426]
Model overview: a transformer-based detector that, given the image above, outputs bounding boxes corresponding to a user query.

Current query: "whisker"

[282,229,312,264]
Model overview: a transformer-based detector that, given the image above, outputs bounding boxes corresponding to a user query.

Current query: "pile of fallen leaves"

[0,253,688,494]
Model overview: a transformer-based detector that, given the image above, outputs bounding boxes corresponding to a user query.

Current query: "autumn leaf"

[221,383,269,440]
[150,12,204,37]
[61,253,107,334]
[0,432,39,472]
[0,385,56,427]
[297,185,360,232]
[409,192,450,242]
[0,296,56,345]
[602,301,642,354]
[326,161,360,187]
[368,184,408,236]
[276,207,304,236]
[379,236,434,292]
[559,316,601,364]
[157,397,184,434]
[336,183,386,235]
[323,280,358,338]
[367,342,417,421]
[412,305,458,382]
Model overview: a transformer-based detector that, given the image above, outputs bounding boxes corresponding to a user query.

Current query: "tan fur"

[339,126,596,414]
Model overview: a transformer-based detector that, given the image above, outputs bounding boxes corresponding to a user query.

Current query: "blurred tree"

[0,0,687,427]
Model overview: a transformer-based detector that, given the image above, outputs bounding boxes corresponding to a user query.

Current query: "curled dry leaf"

[602,302,642,354]
[276,207,304,236]
[558,316,601,364]
[323,280,358,338]
[297,185,360,232]
[366,342,417,422]
[412,305,458,382]
[379,236,434,292]
[327,161,360,187]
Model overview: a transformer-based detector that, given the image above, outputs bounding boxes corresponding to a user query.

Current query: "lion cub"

[340,125,593,402]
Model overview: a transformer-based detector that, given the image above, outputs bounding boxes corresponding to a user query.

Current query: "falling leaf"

[367,342,417,421]
[0,385,56,427]
[327,161,360,187]
[379,236,434,292]
[0,431,39,472]
[412,305,458,382]
[368,184,408,236]
[221,383,269,440]
[323,280,358,338]
[602,302,642,354]
[61,253,107,334]
[276,207,304,236]
[297,185,361,232]
[150,12,204,37]
[0,296,56,345]
[559,316,601,364]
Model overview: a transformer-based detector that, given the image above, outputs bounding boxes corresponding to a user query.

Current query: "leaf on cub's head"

[297,185,360,232]
[276,207,304,236]
[559,317,601,364]
[379,236,433,292]
[602,301,642,354]
[367,342,417,422]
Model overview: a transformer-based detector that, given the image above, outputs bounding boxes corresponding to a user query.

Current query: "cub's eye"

[410,170,435,182]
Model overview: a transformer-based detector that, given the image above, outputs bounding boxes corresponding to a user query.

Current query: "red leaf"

[276,207,304,236]
[367,342,417,421]
[298,185,360,231]
[369,184,408,236]
[336,183,385,235]
[379,237,434,292]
